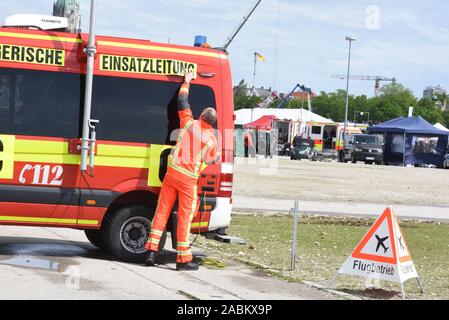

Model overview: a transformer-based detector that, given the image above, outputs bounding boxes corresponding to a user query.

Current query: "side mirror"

[348,141,353,145]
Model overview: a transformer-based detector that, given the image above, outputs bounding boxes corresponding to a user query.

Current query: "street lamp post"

[354,111,369,124]
[342,36,356,144]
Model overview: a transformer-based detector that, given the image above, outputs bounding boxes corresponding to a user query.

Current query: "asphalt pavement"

[0,225,335,300]
[233,196,449,221]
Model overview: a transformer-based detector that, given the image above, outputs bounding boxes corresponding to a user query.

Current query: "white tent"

[434,122,449,132]
[234,108,332,126]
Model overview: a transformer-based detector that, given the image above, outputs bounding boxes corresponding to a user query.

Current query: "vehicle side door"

[0,68,82,226]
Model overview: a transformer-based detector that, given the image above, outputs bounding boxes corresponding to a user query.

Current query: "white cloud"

[0,0,448,97]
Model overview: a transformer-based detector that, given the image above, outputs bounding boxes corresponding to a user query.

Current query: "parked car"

[290,137,316,160]
[444,154,449,169]
[279,143,292,156]
[342,134,383,164]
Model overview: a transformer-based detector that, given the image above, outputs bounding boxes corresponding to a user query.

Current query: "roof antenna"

[219,0,262,52]
[167,0,174,44]
[53,0,81,33]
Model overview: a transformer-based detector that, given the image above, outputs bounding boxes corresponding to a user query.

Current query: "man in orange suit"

[144,71,219,271]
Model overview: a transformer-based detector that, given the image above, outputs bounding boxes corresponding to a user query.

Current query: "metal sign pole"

[417,277,424,293]
[80,0,97,171]
[400,282,406,300]
[291,200,299,271]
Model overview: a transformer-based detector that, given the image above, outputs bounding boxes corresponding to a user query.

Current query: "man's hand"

[214,152,222,164]
[184,71,194,84]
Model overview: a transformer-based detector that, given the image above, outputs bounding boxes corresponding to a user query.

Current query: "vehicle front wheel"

[351,155,357,164]
[85,229,107,250]
[103,206,167,263]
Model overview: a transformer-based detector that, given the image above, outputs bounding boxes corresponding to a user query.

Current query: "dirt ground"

[233,157,449,206]
[198,214,449,300]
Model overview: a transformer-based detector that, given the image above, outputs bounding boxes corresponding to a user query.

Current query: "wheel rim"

[119,216,151,254]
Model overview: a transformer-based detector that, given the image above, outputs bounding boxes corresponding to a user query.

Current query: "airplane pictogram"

[398,236,405,251]
[375,234,389,253]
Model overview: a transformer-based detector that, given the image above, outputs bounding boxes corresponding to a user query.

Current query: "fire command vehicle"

[0,15,234,262]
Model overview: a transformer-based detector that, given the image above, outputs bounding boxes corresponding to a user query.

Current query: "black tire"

[351,155,357,164]
[103,206,167,263]
[84,229,107,250]
[376,160,384,165]
[365,161,373,165]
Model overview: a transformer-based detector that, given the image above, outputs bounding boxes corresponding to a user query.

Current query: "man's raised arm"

[177,71,194,128]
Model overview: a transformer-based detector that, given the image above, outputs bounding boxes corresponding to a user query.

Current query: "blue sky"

[1,0,448,98]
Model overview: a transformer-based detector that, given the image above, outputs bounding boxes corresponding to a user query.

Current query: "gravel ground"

[233,157,449,207]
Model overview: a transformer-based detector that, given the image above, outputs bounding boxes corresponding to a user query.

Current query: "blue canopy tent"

[367,116,449,167]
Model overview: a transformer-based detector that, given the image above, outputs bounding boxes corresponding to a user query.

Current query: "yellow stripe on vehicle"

[94,156,149,169]
[13,138,152,169]
[191,222,208,228]
[0,31,228,60]
[0,135,15,179]
[96,144,150,158]
[15,139,68,154]
[0,31,82,44]
[148,144,173,187]
[0,215,98,225]
[14,154,80,165]
[98,40,223,59]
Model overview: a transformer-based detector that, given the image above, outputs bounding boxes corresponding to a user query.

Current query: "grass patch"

[194,214,449,299]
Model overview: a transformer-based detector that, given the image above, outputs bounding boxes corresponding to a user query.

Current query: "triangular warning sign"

[352,207,397,264]
[337,207,419,285]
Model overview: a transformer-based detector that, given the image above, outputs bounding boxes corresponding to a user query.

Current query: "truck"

[0,16,235,262]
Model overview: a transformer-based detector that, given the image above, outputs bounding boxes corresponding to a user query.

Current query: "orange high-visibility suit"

[145,81,217,263]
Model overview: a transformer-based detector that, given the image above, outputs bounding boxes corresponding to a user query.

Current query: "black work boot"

[176,261,199,271]
[144,251,158,267]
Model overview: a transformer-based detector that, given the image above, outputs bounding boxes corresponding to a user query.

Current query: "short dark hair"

[202,107,217,125]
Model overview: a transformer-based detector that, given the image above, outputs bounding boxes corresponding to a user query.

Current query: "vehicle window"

[0,68,82,138]
[344,135,352,144]
[354,135,378,144]
[373,134,384,144]
[0,74,11,124]
[311,126,321,135]
[91,76,216,144]
[412,136,440,155]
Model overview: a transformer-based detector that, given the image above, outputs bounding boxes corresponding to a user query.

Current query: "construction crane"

[277,84,313,112]
[331,74,396,97]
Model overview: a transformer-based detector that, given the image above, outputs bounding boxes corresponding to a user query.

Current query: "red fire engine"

[0,20,234,262]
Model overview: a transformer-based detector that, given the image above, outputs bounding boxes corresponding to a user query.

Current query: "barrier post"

[291,200,299,271]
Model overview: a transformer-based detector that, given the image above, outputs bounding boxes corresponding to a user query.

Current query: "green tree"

[233,80,449,127]
[233,79,262,110]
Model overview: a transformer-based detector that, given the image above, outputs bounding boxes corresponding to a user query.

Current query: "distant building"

[423,85,446,99]
[423,85,447,111]
[252,86,273,98]
[290,91,317,101]
[233,85,274,98]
